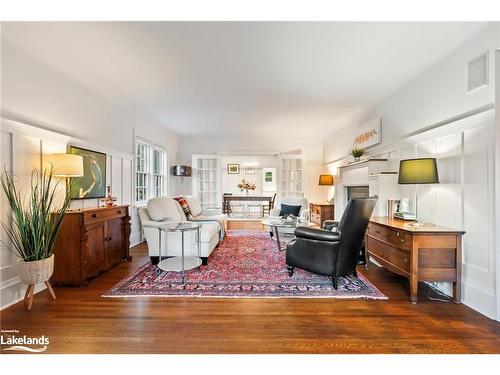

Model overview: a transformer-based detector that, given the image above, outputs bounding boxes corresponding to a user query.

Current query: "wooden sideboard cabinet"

[309,202,334,227]
[365,217,464,303]
[52,206,132,286]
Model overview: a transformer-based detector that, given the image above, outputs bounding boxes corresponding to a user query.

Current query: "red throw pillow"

[173,196,195,220]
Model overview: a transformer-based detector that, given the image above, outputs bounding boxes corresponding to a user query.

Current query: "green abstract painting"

[69,146,106,199]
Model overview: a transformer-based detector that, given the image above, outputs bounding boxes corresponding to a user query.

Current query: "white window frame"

[153,147,167,198]
[135,137,168,204]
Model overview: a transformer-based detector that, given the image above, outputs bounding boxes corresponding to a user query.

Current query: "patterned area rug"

[103,230,387,299]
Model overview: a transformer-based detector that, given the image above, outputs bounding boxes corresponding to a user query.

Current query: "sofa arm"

[294,227,341,242]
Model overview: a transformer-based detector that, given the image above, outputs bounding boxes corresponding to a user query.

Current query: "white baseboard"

[462,280,496,319]
[0,277,46,311]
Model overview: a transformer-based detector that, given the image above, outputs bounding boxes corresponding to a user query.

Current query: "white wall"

[0,38,180,310]
[324,24,500,320]
[177,136,328,203]
[324,24,499,163]
[1,40,180,193]
[220,155,277,196]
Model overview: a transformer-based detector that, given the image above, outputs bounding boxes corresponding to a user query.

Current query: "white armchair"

[269,197,309,222]
[268,197,309,236]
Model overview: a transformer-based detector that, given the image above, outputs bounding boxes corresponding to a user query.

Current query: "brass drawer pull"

[92,213,97,218]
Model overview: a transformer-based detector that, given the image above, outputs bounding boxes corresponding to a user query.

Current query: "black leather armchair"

[286,197,377,289]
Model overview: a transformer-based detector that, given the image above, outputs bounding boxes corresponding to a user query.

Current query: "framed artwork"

[353,117,381,149]
[227,164,240,174]
[245,165,255,175]
[69,146,107,199]
[262,167,277,192]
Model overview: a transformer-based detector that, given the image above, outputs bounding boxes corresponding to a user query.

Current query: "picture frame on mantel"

[227,164,240,174]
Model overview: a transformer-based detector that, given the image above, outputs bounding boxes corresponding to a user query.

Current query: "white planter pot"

[17,255,54,285]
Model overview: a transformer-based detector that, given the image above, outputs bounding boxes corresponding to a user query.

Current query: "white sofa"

[267,197,310,236]
[138,196,228,265]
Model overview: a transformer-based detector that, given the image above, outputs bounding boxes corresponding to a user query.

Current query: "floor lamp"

[397,158,440,226]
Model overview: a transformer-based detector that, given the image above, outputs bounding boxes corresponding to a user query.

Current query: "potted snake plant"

[1,168,71,297]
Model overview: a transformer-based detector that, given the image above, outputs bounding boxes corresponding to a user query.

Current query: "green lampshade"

[398,158,439,184]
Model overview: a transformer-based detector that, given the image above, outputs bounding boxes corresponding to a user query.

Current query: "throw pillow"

[173,196,195,220]
[279,204,301,217]
[183,195,202,217]
[147,197,183,222]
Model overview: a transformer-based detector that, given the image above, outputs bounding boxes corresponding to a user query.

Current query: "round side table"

[155,222,202,283]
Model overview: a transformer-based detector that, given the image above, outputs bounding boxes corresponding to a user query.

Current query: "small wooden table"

[309,202,334,226]
[222,195,274,215]
[365,217,464,304]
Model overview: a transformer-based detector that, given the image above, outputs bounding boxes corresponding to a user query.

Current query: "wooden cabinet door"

[85,223,106,278]
[105,218,125,268]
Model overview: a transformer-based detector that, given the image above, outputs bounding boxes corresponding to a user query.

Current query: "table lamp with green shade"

[396,158,439,225]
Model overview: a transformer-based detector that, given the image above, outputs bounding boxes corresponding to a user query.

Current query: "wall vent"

[467,52,488,92]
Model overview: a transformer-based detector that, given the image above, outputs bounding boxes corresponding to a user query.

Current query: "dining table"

[222,194,275,215]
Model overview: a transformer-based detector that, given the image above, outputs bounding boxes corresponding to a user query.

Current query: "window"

[153,148,166,197]
[135,139,167,204]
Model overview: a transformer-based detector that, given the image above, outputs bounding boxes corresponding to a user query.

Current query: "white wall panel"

[0,118,136,309]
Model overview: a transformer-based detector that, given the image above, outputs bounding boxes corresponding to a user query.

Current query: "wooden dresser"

[309,202,334,227]
[52,206,132,286]
[365,217,464,303]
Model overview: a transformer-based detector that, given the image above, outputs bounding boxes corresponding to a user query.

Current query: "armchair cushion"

[294,227,341,242]
[279,204,302,216]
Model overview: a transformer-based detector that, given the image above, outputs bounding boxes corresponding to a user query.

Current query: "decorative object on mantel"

[396,158,440,225]
[1,168,71,310]
[69,146,106,199]
[227,163,240,174]
[354,117,381,149]
[350,147,365,163]
[237,178,256,195]
[100,186,117,207]
[172,165,192,183]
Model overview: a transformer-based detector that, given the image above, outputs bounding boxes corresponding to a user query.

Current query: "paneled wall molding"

[0,117,137,310]
[329,109,497,320]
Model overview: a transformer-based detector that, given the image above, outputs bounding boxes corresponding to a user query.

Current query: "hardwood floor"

[1,229,499,354]
[227,219,265,230]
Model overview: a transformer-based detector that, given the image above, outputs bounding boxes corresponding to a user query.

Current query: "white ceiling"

[2,22,488,140]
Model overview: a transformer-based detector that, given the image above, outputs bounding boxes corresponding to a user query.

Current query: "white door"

[278,154,304,200]
[192,154,222,209]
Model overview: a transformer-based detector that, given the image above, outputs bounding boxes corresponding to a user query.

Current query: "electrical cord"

[425,281,453,303]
